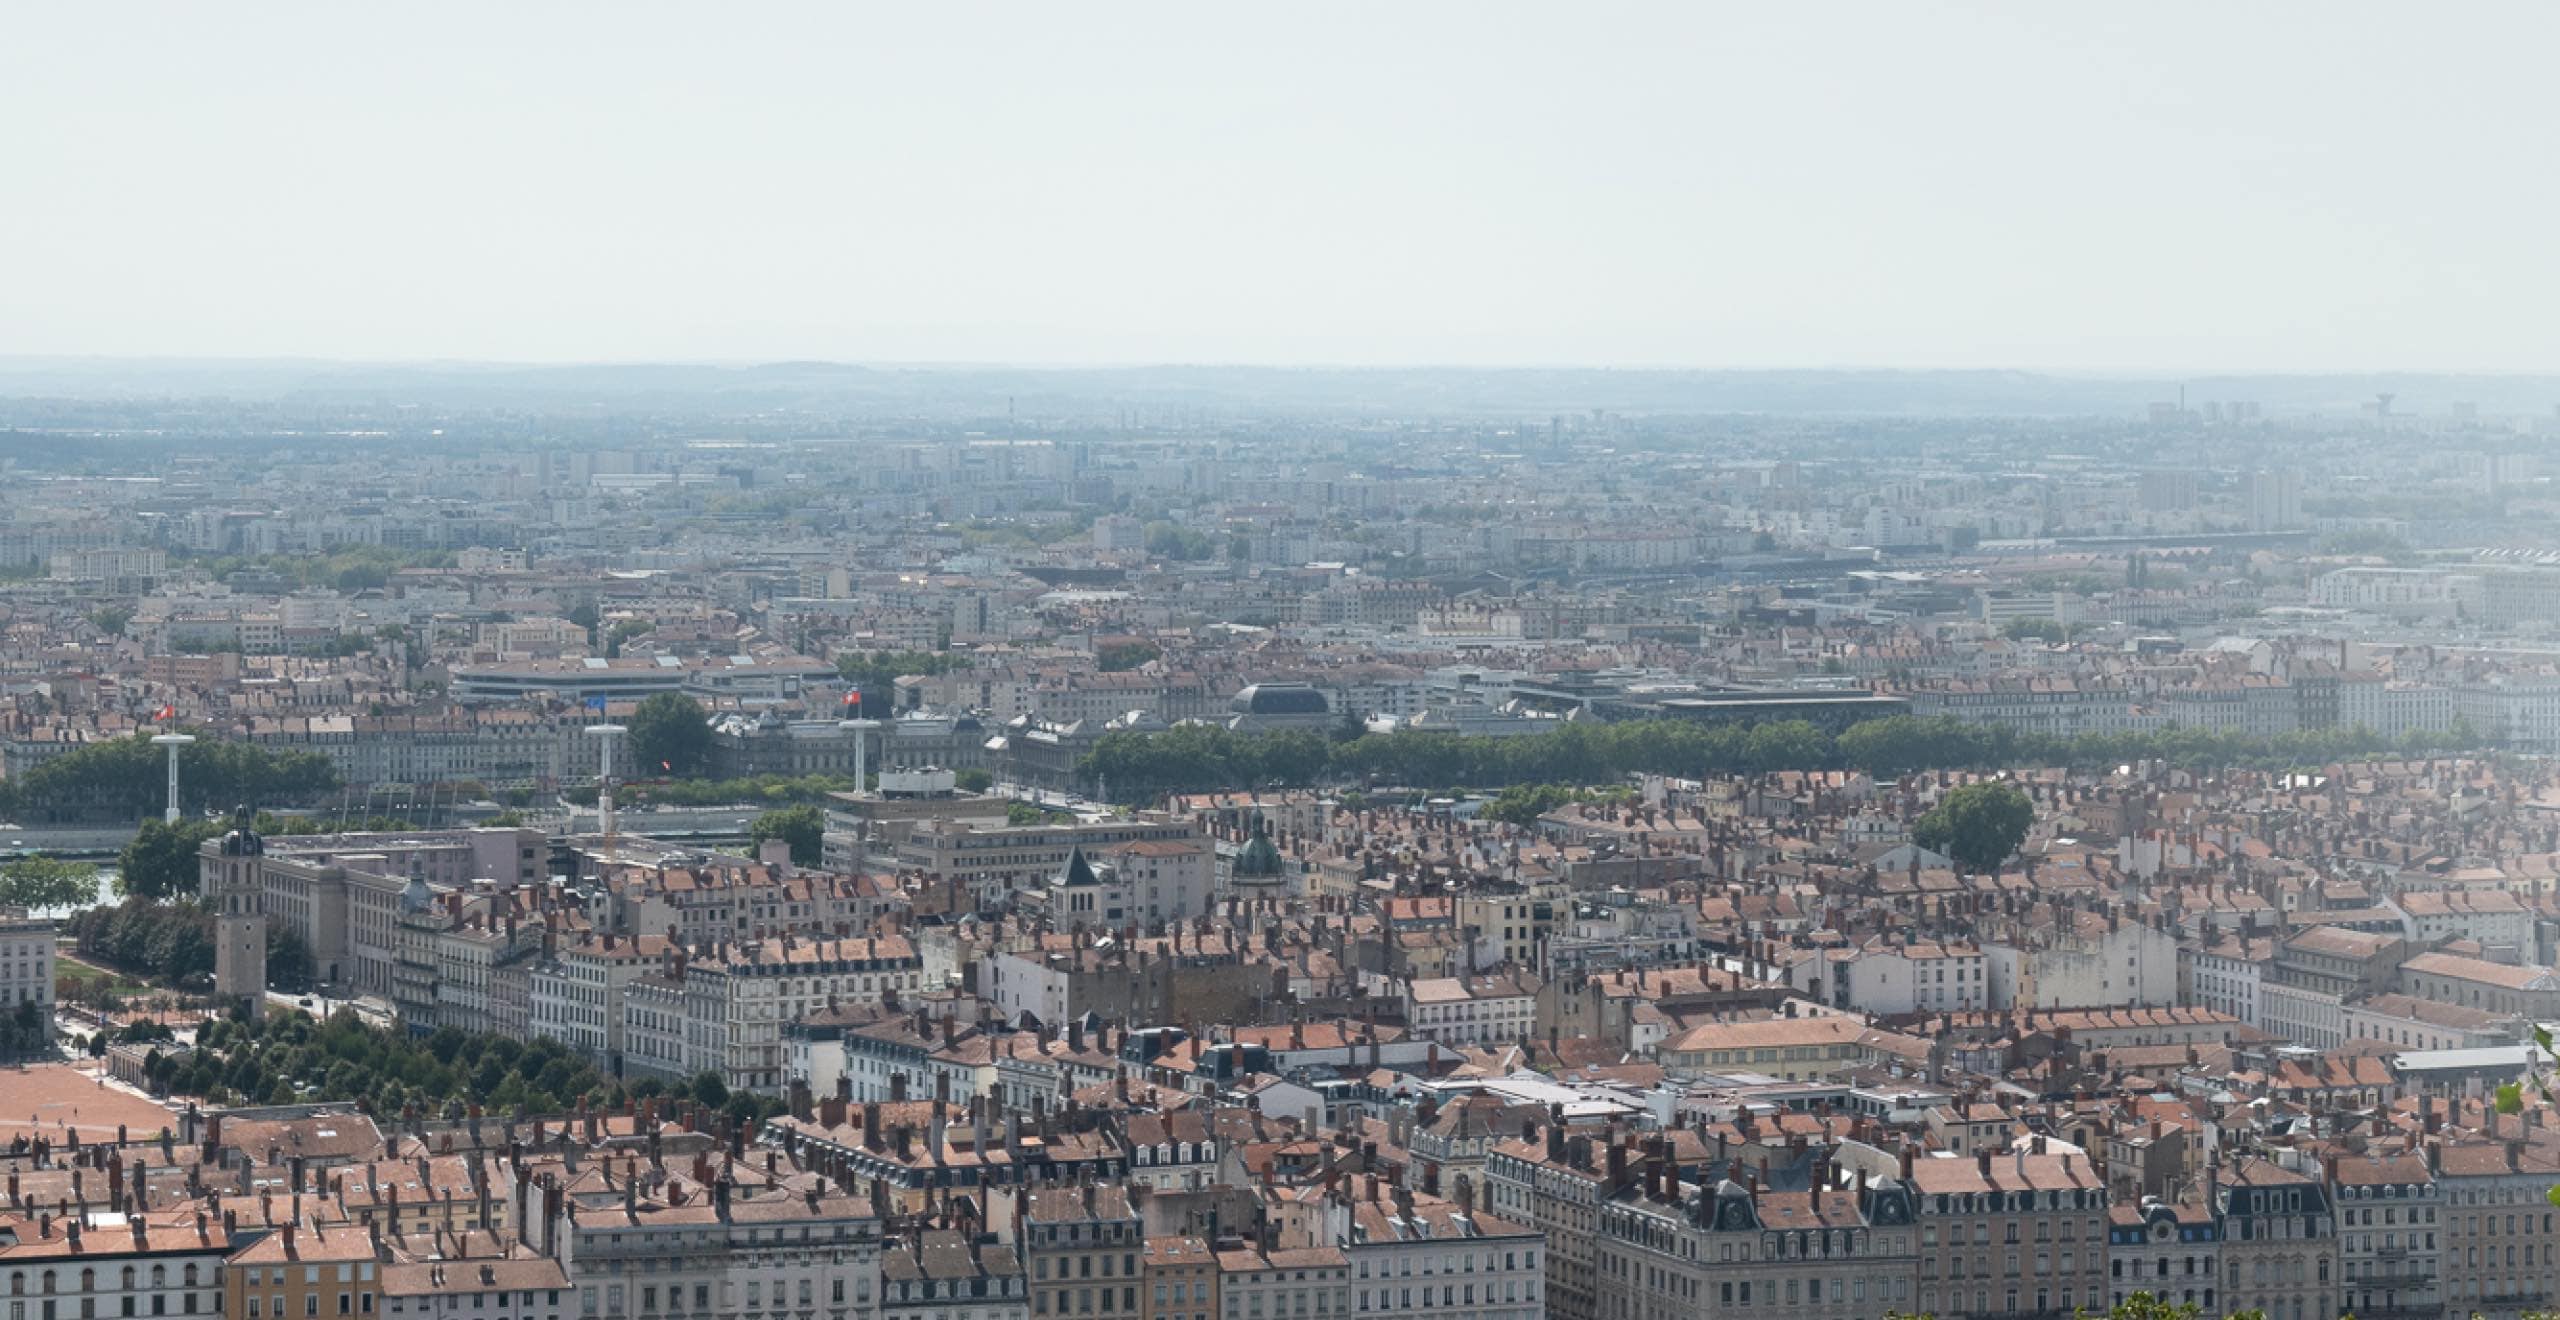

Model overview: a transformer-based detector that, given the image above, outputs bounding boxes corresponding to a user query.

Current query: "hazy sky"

[7,3,2556,371]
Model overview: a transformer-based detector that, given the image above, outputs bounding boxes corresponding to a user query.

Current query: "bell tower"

[208,805,267,1020]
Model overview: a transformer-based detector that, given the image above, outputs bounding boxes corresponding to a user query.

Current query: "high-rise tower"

[208,804,267,1020]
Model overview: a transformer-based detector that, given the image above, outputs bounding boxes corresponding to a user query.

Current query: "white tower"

[586,723,626,846]
[839,717,879,787]
[150,733,195,823]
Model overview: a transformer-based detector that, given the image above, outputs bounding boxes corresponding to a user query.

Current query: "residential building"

[0,1210,231,1320]
[1593,1164,1918,1320]
[1908,1146,2110,1320]
[1140,1237,1218,1320]
[223,1220,380,1320]
[2331,1152,2439,1320]
[0,909,56,1055]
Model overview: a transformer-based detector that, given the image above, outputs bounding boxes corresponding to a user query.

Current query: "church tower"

[208,805,267,1020]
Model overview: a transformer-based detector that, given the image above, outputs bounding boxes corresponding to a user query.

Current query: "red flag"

[156,704,175,721]
[843,690,861,706]
[660,760,672,771]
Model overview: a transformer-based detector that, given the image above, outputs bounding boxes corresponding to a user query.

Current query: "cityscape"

[7,7,2560,1320]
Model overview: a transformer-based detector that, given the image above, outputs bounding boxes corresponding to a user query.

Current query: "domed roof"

[1233,815,1284,876]
[399,874,435,914]
[218,804,265,857]
[1230,683,1329,716]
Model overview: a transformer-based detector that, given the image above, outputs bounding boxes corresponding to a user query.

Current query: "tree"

[953,769,994,793]
[1144,523,1217,561]
[2,1000,47,1059]
[604,618,654,658]
[1912,780,2035,873]
[86,605,134,638]
[1097,641,1161,672]
[0,854,99,912]
[627,693,712,779]
[835,650,965,690]
[117,819,225,901]
[2002,617,2068,643]
[748,805,825,867]
[1006,802,1047,826]
[0,733,339,824]
[267,927,316,993]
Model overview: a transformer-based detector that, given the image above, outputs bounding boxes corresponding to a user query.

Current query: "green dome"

[1234,816,1284,877]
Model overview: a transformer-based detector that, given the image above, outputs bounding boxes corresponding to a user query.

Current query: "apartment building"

[619,934,924,1094]
[1140,1237,1218,1320]
[0,1211,232,1320]
[1483,1134,1605,1320]
[1907,1146,2110,1320]
[223,1220,381,1320]
[1593,1164,1919,1320]
[1008,1185,1143,1320]
[2436,1137,2560,1319]
[894,818,1207,903]
[0,909,56,1055]
[2260,928,2407,1050]
[2214,1159,2337,1320]
[2331,1152,2440,1320]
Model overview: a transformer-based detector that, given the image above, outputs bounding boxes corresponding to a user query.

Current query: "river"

[28,865,120,921]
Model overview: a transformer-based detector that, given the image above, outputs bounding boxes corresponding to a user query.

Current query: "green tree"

[748,805,825,867]
[1006,802,1047,826]
[267,927,316,993]
[835,650,966,690]
[953,768,994,793]
[627,693,712,779]
[2002,617,2067,643]
[1144,523,1217,561]
[0,855,99,912]
[1097,641,1161,672]
[64,899,216,985]
[87,605,135,637]
[604,618,655,658]
[117,818,225,901]
[3,1000,47,1059]
[1912,780,2036,873]
[0,733,339,824]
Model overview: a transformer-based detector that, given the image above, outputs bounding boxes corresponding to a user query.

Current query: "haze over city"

[9,10,2560,1320]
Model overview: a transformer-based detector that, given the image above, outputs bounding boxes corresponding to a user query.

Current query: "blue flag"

[585,696,608,711]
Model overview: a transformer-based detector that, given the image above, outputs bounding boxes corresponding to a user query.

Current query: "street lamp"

[148,734,195,824]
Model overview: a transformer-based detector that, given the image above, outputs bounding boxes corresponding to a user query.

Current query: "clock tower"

[207,805,267,1020]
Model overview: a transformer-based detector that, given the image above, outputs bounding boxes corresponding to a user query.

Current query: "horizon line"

[3,354,2558,380]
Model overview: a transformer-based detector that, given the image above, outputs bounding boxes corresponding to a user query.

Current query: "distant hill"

[1,358,2555,419]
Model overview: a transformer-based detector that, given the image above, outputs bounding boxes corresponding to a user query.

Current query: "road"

[994,783,1117,817]
[5,804,768,858]
[0,825,146,858]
